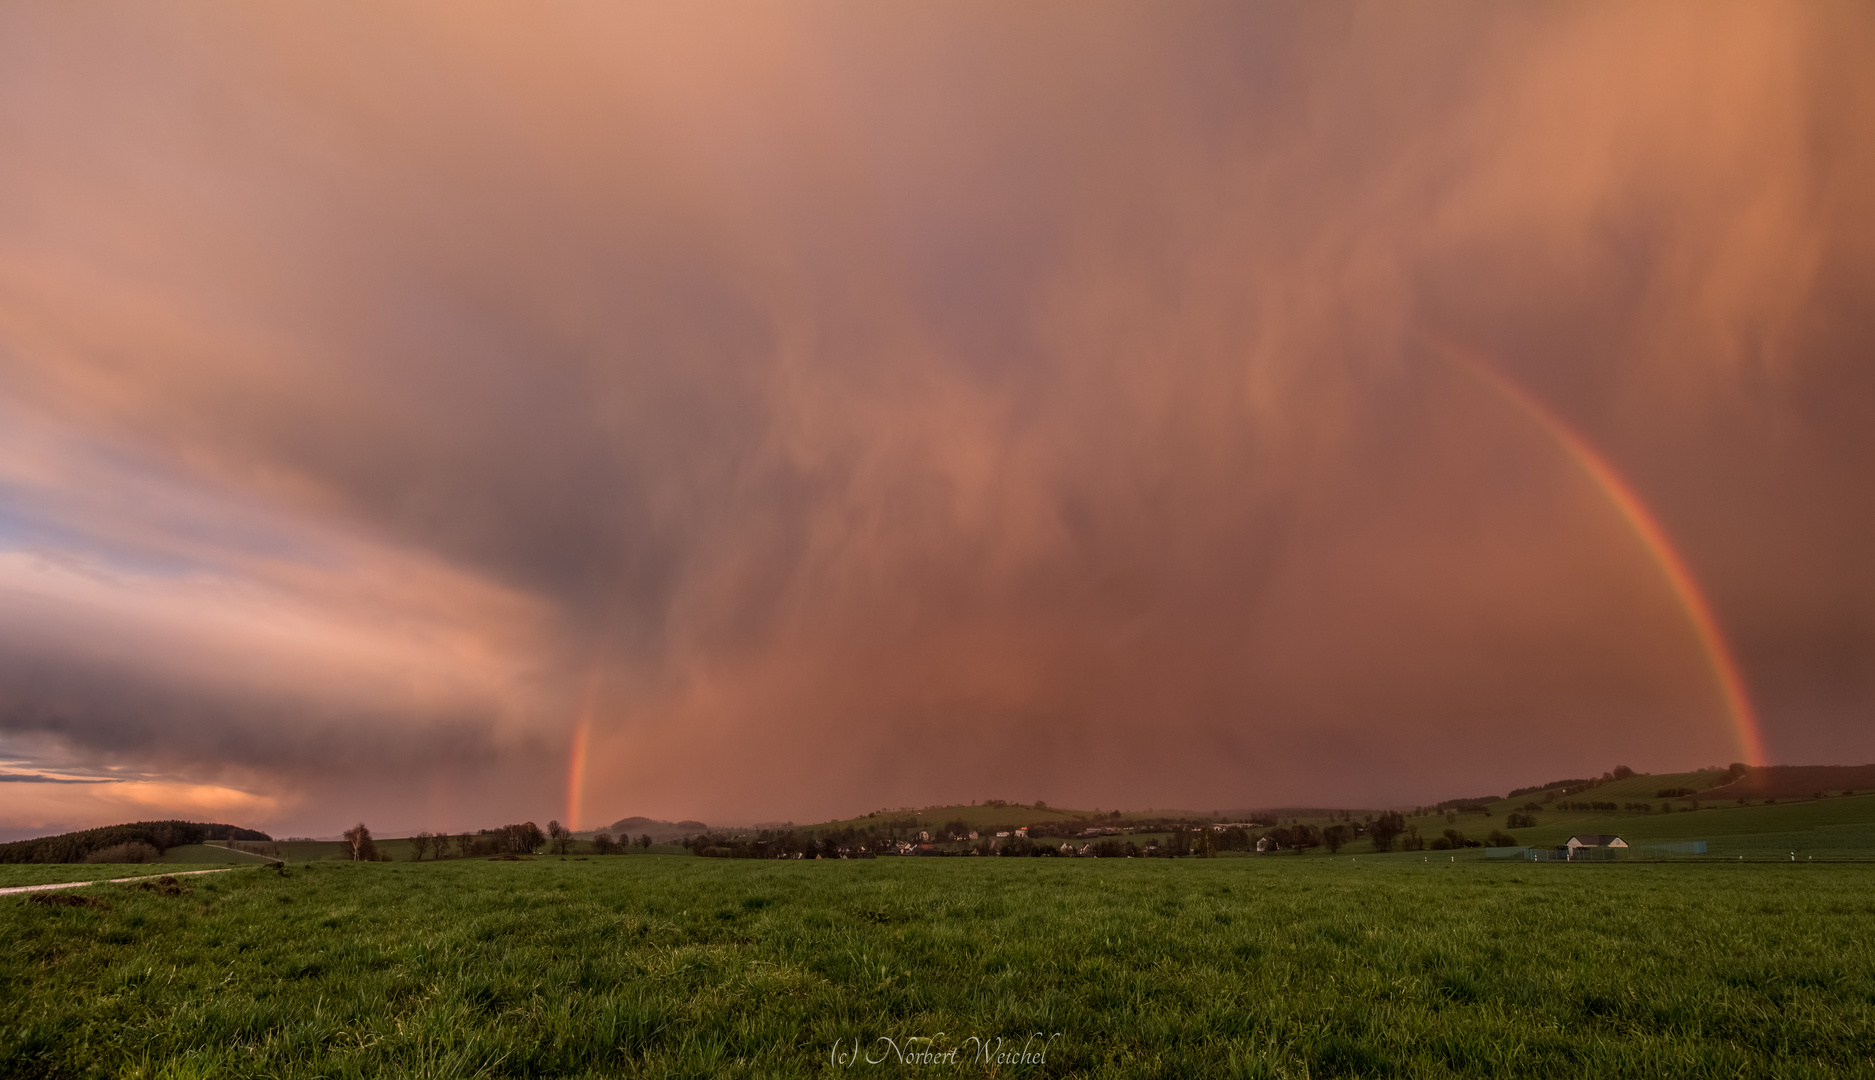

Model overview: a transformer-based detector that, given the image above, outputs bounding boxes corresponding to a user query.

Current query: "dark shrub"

[85,842,159,864]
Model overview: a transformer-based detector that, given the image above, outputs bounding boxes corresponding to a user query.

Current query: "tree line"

[333,803,1544,865]
[337,820,660,861]
[669,812,1530,859]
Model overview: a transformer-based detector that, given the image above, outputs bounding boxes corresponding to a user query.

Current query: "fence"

[1517,841,1707,861]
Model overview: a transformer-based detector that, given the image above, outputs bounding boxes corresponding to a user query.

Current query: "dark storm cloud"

[0,2,1869,833]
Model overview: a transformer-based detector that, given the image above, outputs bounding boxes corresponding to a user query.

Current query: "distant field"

[1395,786,1875,859]
[261,837,692,863]
[5,855,1872,1078]
[156,843,277,865]
[1706,822,1875,860]
[0,864,194,888]
[800,802,1120,839]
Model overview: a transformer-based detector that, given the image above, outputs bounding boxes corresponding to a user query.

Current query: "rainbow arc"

[561,339,1770,824]
[1427,335,1764,765]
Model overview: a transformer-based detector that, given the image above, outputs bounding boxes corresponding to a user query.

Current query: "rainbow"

[558,341,1770,816]
[564,655,611,831]
[566,600,631,831]
[566,710,591,832]
[1428,336,1765,765]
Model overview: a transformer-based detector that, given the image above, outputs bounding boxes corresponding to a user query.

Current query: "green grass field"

[5,855,1872,1078]
[0,864,213,889]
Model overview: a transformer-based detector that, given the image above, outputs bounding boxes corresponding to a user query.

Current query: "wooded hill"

[0,820,272,864]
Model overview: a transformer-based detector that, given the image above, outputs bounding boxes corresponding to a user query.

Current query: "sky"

[1,3,1871,839]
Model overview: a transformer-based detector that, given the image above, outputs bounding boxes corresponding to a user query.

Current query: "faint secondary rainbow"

[1429,336,1766,765]
[566,599,631,831]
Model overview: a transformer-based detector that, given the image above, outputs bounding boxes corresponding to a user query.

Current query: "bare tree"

[638,834,653,851]
[592,832,616,855]
[410,831,433,861]
[342,822,379,862]
[547,820,572,855]
[506,822,545,854]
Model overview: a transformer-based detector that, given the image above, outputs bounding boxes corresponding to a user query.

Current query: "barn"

[1564,834,1629,860]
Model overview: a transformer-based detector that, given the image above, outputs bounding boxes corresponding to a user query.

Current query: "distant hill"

[0,820,272,864]
[1693,764,1875,802]
[737,801,1248,841]
[1214,808,1346,822]
[593,816,710,843]
[582,764,1875,852]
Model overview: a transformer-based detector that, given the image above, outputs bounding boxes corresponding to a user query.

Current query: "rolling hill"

[0,821,272,864]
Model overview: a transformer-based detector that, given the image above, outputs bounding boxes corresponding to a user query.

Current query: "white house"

[1565,834,1628,857]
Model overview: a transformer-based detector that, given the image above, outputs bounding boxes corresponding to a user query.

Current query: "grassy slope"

[795,802,1115,837]
[156,844,275,865]
[1507,794,1875,843]
[5,857,1873,1079]
[285,839,691,863]
[1695,764,1875,801]
[1401,787,1875,857]
[737,776,1875,860]
[0,864,193,888]
[593,778,1875,858]
[2,848,278,886]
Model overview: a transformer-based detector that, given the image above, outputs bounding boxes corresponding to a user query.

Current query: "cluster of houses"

[744,818,1650,861]
[1503,834,1635,861]
[862,820,1273,858]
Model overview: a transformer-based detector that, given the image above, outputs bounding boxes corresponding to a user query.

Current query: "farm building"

[1565,834,1628,857]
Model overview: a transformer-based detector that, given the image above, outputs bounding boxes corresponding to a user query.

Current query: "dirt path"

[202,842,285,864]
[0,867,241,896]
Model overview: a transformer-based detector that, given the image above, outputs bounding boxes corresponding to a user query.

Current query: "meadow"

[4,855,1872,1078]
[0,864,206,889]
